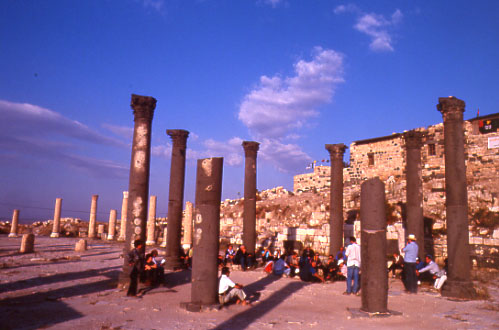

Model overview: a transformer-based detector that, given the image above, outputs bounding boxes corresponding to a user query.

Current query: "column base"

[107,235,114,240]
[50,233,60,238]
[160,242,167,247]
[117,236,126,242]
[441,280,477,300]
[146,240,156,246]
[182,243,192,250]
[180,302,221,312]
[8,233,18,238]
[164,258,183,270]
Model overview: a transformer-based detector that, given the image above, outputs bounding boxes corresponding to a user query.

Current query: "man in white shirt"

[219,267,248,306]
[344,237,361,295]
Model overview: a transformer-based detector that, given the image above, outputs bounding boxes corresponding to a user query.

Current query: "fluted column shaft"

[403,131,425,259]
[165,129,189,269]
[242,141,259,256]
[146,195,157,245]
[118,191,128,241]
[437,96,475,298]
[325,143,347,256]
[88,195,99,238]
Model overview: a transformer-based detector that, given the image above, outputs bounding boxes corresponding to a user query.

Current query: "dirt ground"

[0,235,497,330]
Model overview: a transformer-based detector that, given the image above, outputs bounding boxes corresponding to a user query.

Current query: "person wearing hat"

[402,234,419,293]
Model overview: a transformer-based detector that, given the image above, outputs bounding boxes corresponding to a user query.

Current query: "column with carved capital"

[325,143,347,256]
[403,131,425,259]
[242,141,260,256]
[118,94,156,289]
[437,96,475,298]
[165,129,189,270]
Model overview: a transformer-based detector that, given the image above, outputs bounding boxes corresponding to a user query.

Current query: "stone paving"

[0,236,497,330]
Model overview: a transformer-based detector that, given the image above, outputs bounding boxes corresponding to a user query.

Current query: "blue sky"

[1,0,498,223]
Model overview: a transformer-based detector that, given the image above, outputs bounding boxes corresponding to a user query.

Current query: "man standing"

[218,267,249,306]
[344,237,361,295]
[127,239,145,297]
[402,234,419,293]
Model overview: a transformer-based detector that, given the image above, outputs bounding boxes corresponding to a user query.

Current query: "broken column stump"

[20,234,35,253]
[75,239,88,252]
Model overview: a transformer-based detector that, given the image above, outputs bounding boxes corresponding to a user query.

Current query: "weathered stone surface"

[50,198,62,238]
[242,141,259,255]
[75,239,88,252]
[20,234,35,253]
[146,195,157,245]
[8,209,19,238]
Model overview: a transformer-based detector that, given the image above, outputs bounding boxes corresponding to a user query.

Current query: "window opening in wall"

[368,153,374,166]
[428,143,436,156]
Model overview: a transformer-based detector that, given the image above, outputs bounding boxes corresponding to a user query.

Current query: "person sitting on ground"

[334,246,347,263]
[150,249,165,285]
[312,253,324,275]
[302,246,315,259]
[224,244,236,265]
[273,249,281,261]
[324,255,338,281]
[337,259,348,280]
[261,247,272,263]
[416,255,447,290]
[300,258,325,283]
[218,267,249,306]
[235,245,252,271]
[388,252,404,278]
[287,252,299,277]
[144,253,159,286]
[273,255,290,277]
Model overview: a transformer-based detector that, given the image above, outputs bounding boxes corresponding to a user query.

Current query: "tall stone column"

[118,94,156,289]
[242,141,259,256]
[107,209,117,240]
[360,178,388,313]
[88,195,99,238]
[118,191,128,242]
[325,143,347,256]
[437,96,475,298]
[8,209,20,237]
[50,198,63,238]
[146,195,157,245]
[165,129,189,270]
[403,131,425,259]
[161,227,167,247]
[182,201,193,248]
[187,157,223,312]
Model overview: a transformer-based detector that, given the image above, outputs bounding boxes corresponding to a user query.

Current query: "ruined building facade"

[220,113,499,266]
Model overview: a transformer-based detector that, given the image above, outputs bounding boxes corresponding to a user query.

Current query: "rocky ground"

[0,235,497,330]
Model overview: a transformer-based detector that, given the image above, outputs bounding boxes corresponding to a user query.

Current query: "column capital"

[325,143,347,159]
[167,129,189,148]
[437,96,465,122]
[131,94,156,122]
[402,130,423,149]
[242,141,260,157]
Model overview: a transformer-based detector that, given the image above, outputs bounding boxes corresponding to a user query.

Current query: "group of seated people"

[388,252,448,290]
[142,249,166,287]
[222,244,255,270]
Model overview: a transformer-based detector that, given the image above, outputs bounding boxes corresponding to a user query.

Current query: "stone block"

[75,239,88,252]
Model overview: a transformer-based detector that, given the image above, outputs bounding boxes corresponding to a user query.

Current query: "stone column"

[182,201,193,248]
[117,191,128,242]
[242,141,259,256]
[165,129,189,270]
[118,94,156,289]
[146,195,157,245]
[325,143,347,256]
[360,178,388,313]
[403,131,425,259]
[97,224,105,238]
[50,198,63,238]
[187,157,223,312]
[107,209,117,240]
[20,233,35,253]
[88,195,99,238]
[160,227,167,247]
[8,209,20,237]
[437,96,475,298]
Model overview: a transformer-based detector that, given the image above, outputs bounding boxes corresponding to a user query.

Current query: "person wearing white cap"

[402,234,419,293]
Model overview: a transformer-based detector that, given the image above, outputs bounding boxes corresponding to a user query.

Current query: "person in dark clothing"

[127,239,145,297]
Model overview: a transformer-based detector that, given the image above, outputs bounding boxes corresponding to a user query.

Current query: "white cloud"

[102,123,134,141]
[262,0,283,8]
[151,143,172,158]
[238,47,344,140]
[259,139,313,173]
[0,99,128,178]
[201,137,244,166]
[335,7,403,52]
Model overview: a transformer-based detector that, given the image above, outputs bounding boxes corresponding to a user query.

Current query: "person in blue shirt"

[402,234,419,293]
